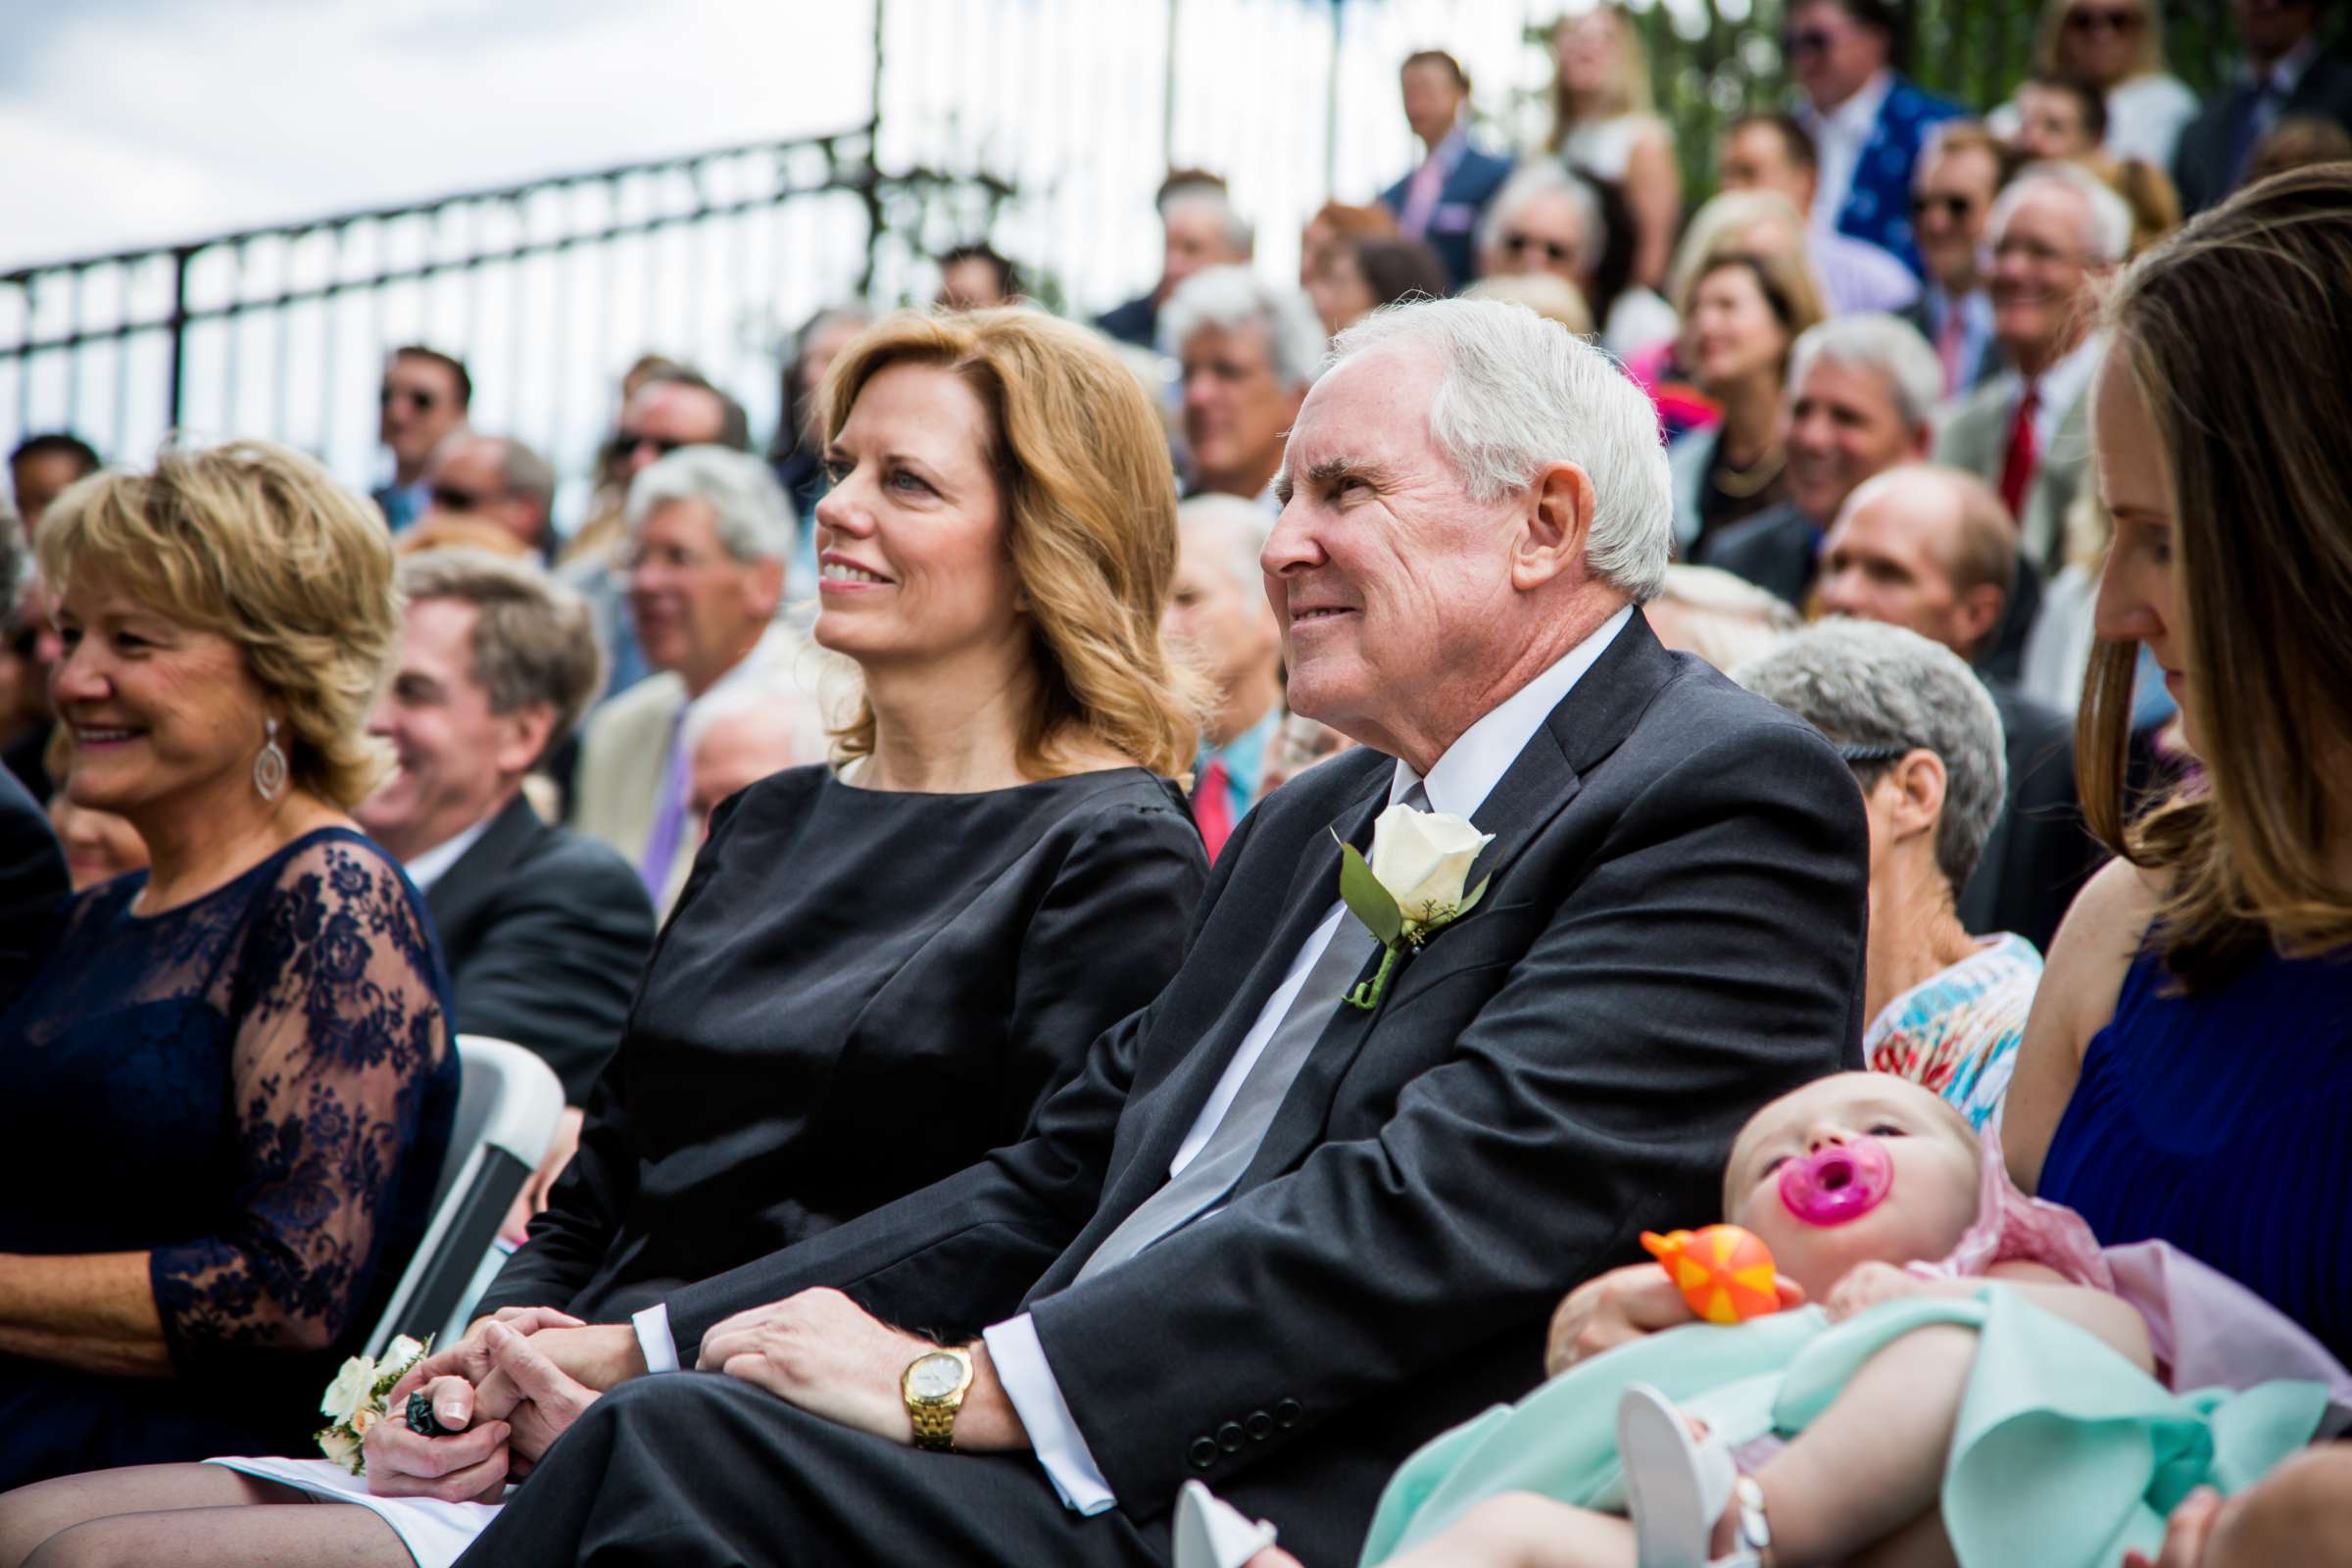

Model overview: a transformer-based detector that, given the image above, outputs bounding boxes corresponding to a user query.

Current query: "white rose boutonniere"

[313,1334,433,1475]
[1335,801,1494,1010]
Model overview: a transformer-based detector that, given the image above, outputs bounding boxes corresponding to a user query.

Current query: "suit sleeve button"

[1246,1411,1273,1441]
[1216,1422,1246,1453]
[1188,1438,1219,1471]
[1273,1398,1302,1428]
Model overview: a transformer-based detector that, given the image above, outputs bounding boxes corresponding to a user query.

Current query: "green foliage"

[1512,1,2278,207]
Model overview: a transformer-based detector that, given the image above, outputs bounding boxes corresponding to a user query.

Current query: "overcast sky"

[1,0,877,270]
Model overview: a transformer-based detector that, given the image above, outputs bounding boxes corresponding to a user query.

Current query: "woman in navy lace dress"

[0,441,458,1489]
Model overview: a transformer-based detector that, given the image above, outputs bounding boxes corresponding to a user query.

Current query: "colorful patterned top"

[1866,933,2043,1130]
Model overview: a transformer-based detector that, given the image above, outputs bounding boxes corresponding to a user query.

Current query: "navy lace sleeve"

[149,834,457,1370]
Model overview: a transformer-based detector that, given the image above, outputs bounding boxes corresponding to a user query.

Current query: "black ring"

[406,1389,449,1438]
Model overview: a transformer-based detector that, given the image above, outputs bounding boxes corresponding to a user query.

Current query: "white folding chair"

[365,1035,564,1358]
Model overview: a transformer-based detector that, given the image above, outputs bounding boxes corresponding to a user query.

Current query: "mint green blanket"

[1360,1288,2330,1567]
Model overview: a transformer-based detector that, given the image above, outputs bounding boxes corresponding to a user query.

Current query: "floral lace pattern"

[1,829,456,1395]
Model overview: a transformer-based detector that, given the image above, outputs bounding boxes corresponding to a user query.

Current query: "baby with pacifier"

[1180,1071,2349,1568]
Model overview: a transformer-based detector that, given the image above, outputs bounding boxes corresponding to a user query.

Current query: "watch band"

[909,1397,960,1450]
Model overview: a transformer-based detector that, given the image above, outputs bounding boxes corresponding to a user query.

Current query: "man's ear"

[749,558,788,617]
[1512,461,1596,593]
[1954,584,2005,662]
[1907,420,1936,460]
[494,704,557,780]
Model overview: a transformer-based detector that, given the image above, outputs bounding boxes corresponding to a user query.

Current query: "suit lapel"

[1235,612,1681,1188]
[1094,767,1391,1221]
[422,794,541,940]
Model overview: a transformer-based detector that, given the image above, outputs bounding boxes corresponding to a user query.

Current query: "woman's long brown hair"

[2080,164,2352,988]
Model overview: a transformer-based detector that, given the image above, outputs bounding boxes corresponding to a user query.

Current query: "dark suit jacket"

[424,794,656,1101]
[1956,681,2104,956]
[1097,293,1159,351]
[0,767,67,1014]
[1694,501,1822,612]
[1379,144,1516,291]
[2175,52,2352,214]
[658,614,1869,1565]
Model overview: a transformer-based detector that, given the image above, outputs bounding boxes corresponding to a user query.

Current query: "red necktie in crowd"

[1195,758,1234,862]
[1999,381,2041,521]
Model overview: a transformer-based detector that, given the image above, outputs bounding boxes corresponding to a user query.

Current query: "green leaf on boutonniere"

[1449,873,1493,924]
[1334,834,1403,949]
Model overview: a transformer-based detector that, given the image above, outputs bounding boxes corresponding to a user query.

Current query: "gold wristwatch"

[902,1345,975,1450]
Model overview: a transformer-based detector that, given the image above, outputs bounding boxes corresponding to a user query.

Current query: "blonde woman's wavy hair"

[36,439,402,808]
[816,308,1204,780]
[2080,165,2352,988]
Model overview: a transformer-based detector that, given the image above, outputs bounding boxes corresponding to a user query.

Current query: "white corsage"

[1335,801,1494,1010]
[314,1334,431,1475]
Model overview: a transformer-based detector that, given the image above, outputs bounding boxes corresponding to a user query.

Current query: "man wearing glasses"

[1785,0,1964,277]
[1934,163,2131,571]
[1899,122,2012,400]
[373,346,471,532]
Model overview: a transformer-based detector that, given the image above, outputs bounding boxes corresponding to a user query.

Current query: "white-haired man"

[1935,162,2132,567]
[681,675,824,839]
[1159,266,1326,512]
[395,298,1868,1568]
[1097,173,1254,352]
[570,445,797,910]
[1166,493,1285,859]
[1699,312,1943,612]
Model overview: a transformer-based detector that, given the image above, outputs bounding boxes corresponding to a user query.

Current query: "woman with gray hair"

[1736,619,2040,1129]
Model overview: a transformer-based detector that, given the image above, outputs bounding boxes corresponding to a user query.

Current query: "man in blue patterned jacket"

[1787,0,1965,278]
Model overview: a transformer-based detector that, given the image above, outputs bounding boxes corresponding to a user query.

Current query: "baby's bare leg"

[0,1466,404,1568]
[1846,1506,1958,1568]
[1749,1325,1976,1567]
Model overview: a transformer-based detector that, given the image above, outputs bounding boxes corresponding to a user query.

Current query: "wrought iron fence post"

[862,0,888,295]
[165,244,194,432]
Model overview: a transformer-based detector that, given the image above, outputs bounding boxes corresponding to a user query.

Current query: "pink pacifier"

[1778,1137,1894,1227]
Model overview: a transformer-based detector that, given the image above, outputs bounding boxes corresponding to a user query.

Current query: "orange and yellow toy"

[1641,1225,1783,1325]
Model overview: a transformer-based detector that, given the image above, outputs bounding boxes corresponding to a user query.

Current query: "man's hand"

[1543,1262,1806,1376]
[365,1305,584,1499]
[698,1288,1028,1451]
[473,1321,604,1468]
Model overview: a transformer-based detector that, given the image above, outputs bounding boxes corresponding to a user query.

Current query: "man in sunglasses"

[415,434,559,560]
[373,346,471,533]
[1899,122,2012,400]
[2174,0,2352,213]
[1786,0,1964,277]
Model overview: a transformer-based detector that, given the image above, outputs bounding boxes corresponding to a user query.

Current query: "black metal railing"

[0,123,1008,513]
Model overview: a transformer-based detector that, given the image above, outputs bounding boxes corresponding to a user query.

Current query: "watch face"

[907,1352,964,1400]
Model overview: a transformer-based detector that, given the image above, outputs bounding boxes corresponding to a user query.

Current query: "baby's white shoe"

[1616,1382,1770,1568]
[1171,1479,1280,1568]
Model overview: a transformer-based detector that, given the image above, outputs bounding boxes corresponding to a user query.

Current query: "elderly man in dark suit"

[353,549,656,1219]
[1816,465,2102,954]
[390,298,1867,1568]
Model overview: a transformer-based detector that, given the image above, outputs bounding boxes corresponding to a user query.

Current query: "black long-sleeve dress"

[477,764,1207,1328]
[0,829,458,1488]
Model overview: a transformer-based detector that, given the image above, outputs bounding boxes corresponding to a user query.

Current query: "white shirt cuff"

[632,1301,683,1374]
[983,1313,1117,1515]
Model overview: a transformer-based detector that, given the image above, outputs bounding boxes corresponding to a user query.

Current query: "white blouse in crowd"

[1555,110,1671,182]
[1987,73,2201,172]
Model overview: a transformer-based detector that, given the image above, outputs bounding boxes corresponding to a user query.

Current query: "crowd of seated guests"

[0,4,2349,1563]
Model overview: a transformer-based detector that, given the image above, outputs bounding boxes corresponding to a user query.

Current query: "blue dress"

[2039,941,2352,1365]
[0,827,458,1487]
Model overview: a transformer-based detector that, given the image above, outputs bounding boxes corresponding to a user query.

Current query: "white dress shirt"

[1799,70,1893,233]
[985,604,1636,1513]
[399,815,493,895]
